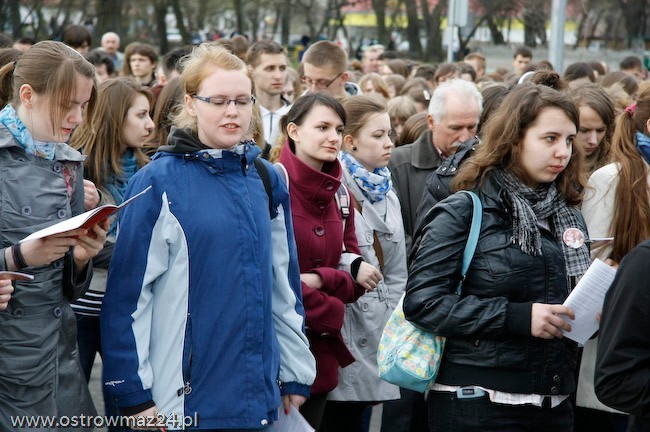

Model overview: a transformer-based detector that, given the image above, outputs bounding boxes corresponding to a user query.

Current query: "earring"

[352,146,357,151]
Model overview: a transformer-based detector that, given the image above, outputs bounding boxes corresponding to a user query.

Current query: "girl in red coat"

[271,93,382,429]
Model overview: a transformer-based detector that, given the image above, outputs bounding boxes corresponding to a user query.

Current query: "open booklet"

[20,185,152,243]
[561,258,617,345]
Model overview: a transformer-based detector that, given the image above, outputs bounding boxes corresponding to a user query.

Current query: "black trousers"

[428,390,573,432]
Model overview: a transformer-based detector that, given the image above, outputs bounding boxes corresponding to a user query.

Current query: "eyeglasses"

[300,72,343,89]
[192,95,256,108]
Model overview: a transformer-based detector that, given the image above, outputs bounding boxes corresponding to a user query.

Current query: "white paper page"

[561,259,617,345]
[20,211,98,243]
[273,406,315,432]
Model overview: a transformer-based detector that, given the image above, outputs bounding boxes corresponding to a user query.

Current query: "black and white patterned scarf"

[497,169,591,289]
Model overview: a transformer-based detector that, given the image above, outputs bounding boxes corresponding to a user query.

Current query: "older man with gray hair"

[99,31,125,70]
[388,79,483,252]
[383,78,482,432]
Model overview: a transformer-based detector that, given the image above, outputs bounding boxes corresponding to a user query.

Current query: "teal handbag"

[377,191,483,393]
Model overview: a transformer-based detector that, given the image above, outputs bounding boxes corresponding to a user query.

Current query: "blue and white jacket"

[100,128,316,430]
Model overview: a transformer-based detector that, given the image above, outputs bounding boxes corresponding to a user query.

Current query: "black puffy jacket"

[404,172,582,396]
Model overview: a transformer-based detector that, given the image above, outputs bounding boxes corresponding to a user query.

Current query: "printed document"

[273,406,314,432]
[561,259,617,345]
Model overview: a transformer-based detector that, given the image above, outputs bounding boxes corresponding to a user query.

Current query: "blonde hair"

[173,44,254,134]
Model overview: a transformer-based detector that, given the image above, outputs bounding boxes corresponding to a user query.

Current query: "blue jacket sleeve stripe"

[271,202,316,395]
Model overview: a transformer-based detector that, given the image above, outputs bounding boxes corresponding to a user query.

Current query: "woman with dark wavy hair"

[406,82,590,432]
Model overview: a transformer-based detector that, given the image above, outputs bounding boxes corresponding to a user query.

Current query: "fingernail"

[285,409,289,415]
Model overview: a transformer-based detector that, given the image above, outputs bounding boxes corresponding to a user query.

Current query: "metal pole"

[549,0,567,73]
[447,0,455,63]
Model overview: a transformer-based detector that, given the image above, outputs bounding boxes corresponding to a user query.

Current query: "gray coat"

[387,130,443,253]
[329,170,407,402]
[0,126,95,430]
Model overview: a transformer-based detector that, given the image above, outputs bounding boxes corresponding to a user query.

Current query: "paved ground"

[88,357,383,431]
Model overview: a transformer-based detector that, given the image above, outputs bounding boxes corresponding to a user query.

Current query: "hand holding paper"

[561,259,617,345]
[0,271,33,310]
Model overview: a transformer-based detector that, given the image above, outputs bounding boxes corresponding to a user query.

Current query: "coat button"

[320,332,330,337]
[317,201,326,209]
[52,307,62,318]
[57,208,67,219]
[553,374,560,383]
[261,419,268,426]
[21,206,31,216]
[366,233,373,243]
[13,307,24,316]
[54,260,64,269]
[361,302,369,312]
[53,162,62,173]
[324,181,335,191]
[359,337,368,347]
[202,153,210,159]
[550,386,559,394]
[314,226,325,236]
[313,259,322,268]
[386,233,393,241]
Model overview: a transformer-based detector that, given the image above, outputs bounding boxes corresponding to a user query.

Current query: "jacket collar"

[155,127,261,166]
[278,141,342,204]
[411,130,443,169]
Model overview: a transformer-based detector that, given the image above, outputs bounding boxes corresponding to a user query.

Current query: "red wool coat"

[279,144,366,394]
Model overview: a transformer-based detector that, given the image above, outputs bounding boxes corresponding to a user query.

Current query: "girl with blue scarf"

[322,95,408,431]
[69,77,153,428]
[0,41,108,431]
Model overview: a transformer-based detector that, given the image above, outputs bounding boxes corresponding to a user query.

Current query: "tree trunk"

[279,1,292,46]
[371,0,388,46]
[485,15,505,44]
[421,0,443,62]
[234,0,245,35]
[196,0,208,31]
[171,0,191,44]
[404,0,422,59]
[95,0,125,45]
[616,0,646,48]
[153,0,169,57]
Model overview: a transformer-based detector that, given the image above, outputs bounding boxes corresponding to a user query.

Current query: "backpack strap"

[274,162,289,190]
[352,198,385,273]
[335,184,350,251]
[254,159,274,218]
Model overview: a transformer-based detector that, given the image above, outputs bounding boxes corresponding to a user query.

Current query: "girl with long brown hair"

[582,88,650,264]
[406,82,590,432]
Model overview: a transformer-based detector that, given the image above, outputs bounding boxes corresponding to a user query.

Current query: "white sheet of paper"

[273,406,314,432]
[561,258,617,345]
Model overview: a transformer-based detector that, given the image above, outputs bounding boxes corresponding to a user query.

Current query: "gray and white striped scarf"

[497,169,591,289]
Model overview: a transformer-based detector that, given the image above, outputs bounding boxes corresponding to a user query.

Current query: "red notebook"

[20,185,152,243]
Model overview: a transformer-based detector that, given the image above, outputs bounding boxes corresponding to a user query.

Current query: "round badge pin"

[562,228,586,249]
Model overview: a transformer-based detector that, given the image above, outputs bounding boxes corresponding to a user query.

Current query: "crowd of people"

[0,25,648,432]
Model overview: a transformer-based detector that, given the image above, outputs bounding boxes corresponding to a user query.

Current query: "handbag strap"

[352,198,385,272]
[455,190,483,294]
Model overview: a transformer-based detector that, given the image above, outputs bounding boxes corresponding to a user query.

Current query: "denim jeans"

[428,390,574,432]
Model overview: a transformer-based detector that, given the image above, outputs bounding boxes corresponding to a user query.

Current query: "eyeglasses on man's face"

[192,95,256,108]
[300,72,343,89]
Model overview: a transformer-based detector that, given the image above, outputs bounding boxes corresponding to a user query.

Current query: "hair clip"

[625,103,637,117]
